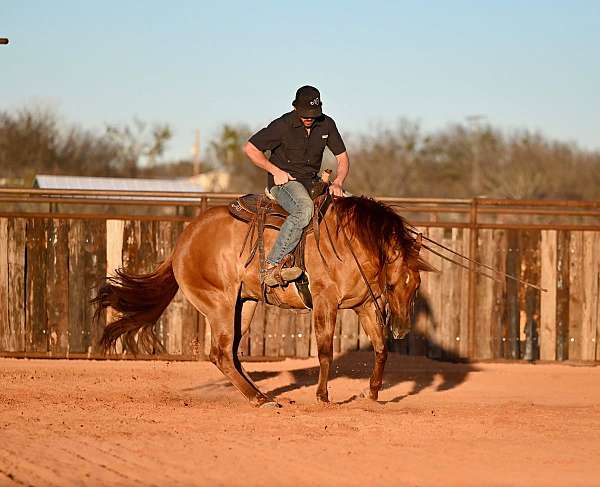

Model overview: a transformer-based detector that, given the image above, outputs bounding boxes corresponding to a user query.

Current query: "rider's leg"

[263,181,313,286]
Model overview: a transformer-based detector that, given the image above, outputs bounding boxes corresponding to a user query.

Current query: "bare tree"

[105,119,172,176]
[207,124,263,192]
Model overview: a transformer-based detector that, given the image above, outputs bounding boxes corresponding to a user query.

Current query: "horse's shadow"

[187,294,480,404]
[188,350,478,404]
[247,351,478,404]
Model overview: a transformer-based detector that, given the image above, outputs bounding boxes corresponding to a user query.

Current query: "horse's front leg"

[356,302,388,400]
[312,294,338,403]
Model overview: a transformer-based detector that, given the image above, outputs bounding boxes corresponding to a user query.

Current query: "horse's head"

[385,233,436,335]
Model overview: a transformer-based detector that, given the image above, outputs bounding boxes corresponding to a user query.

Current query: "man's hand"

[273,169,296,186]
[329,181,344,197]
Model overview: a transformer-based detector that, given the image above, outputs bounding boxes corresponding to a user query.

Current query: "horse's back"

[172,205,247,288]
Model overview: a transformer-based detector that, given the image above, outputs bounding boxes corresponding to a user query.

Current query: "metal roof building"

[33,174,205,201]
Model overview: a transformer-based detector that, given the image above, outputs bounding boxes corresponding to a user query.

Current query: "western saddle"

[228,190,332,309]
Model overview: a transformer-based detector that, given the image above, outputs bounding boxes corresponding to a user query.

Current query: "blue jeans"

[267,181,314,265]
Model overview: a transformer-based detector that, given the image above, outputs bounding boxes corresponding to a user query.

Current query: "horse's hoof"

[360,388,378,401]
[316,395,330,404]
[259,401,281,409]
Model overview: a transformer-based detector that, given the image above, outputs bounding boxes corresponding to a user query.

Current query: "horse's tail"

[92,258,179,354]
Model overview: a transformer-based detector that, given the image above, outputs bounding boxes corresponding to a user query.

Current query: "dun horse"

[93,196,432,406]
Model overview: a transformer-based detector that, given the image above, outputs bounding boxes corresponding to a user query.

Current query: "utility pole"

[192,129,201,175]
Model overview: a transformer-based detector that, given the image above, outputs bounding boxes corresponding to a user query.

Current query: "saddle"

[229,191,332,309]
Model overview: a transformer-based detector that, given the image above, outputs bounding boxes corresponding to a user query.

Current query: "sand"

[1,352,600,487]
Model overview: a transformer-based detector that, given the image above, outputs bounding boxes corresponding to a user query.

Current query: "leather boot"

[261,265,302,287]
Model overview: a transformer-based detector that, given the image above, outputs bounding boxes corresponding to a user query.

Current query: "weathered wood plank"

[426,227,443,359]
[520,230,541,361]
[491,229,508,359]
[280,309,296,357]
[156,221,177,353]
[68,220,87,353]
[138,220,160,353]
[410,226,431,356]
[295,311,311,357]
[474,229,495,359]
[459,228,470,358]
[106,219,125,275]
[339,309,359,352]
[171,221,204,359]
[68,220,107,354]
[439,228,455,358]
[26,218,48,352]
[105,219,125,348]
[264,304,280,357]
[7,218,26,352]
[568,232,584,360]
[88,220,107,354]
[122,220,142,273]
[119,219,140,353]
[46,219,70,354]
[540,230,557,361]
[596,233,600,362]
[0,218,9,351]
[249,301,266,356]
[505,229,520,359]
[581,231,599,361]
[555,231,570,361]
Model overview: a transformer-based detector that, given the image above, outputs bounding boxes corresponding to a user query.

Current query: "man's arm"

[243,142,295,186]
[330,151,349,197]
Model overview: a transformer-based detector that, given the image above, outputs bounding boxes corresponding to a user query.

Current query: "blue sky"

[2,1,599,162]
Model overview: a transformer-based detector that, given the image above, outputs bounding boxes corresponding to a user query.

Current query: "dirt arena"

[1,353,600,487]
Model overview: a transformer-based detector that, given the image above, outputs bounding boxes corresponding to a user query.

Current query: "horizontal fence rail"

[0,188,598,362]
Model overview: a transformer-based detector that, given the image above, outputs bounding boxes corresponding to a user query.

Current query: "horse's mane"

[333,196,415,273]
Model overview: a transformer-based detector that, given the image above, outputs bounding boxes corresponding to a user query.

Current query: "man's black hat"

[292,85,323,118]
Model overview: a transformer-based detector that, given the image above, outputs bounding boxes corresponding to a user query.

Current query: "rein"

[405,227,547,292]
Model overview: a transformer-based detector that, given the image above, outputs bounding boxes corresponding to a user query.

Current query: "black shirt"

[249,110,346,190]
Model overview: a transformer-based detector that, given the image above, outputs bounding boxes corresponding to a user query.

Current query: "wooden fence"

[0,189,598,362]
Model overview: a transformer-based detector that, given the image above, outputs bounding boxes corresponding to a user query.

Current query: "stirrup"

[261,264,303,287]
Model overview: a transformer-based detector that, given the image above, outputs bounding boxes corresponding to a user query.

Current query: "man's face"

[300,116,315,128]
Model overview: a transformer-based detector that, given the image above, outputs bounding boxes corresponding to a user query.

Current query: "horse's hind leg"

[356,303,388,400]
[231,299,273,400]
[205,299,274,407]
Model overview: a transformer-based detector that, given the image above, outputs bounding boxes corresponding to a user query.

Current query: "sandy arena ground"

[1,352,600,487]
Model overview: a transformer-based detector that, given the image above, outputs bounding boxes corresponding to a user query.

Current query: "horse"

[93,196,433,407]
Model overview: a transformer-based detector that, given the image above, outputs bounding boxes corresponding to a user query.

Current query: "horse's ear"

[416,257,439,273]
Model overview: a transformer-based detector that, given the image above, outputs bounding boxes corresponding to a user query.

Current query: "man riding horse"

[95,86,432,407]
[244,85,350,287]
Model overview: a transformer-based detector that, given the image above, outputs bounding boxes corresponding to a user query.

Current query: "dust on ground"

[1,352,600,487]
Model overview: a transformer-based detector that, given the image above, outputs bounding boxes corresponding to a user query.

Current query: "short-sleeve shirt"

[249,110,346,190]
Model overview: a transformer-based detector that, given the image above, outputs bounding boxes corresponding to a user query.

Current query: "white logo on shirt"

[321,134,328,138]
